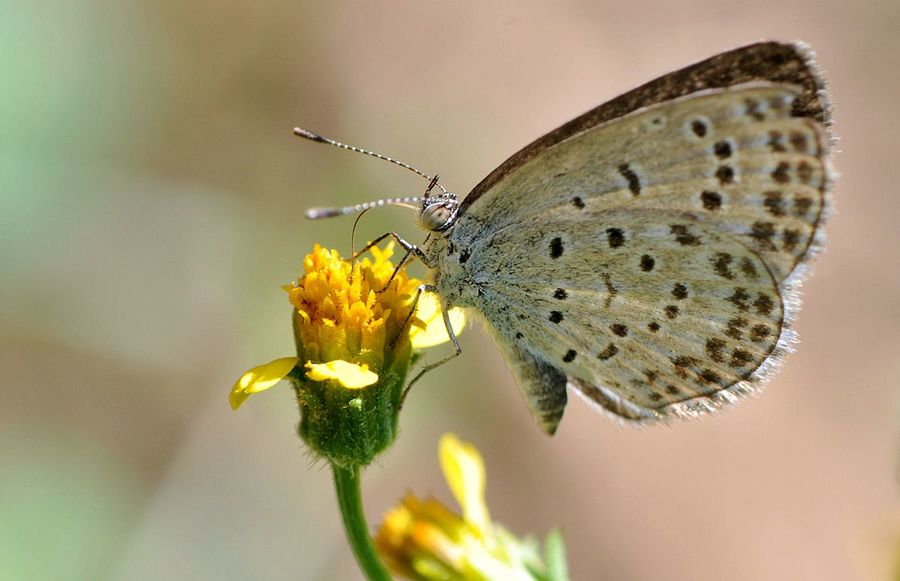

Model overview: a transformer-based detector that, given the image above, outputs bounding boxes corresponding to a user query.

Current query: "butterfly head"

[420,193,460,232]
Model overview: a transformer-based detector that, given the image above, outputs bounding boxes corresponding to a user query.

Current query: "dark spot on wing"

[601,273,618,308]
[713,140,732,159]
[670,224,701,246]
[716,165,735,185]
[730,348,753,368]
[671,355,698,379]
[672,283,688,299]
[610,323,628,337]
[705,338,726,362]
[691,119,708,137]
[648,322,660,333]
[794,196,813,217]
[459,248,471,264]
[772,161,790,184]
[701,190,722,210]
[790,131,809,153]
[618,163,642,196]
[549,311,563,324]
[597,343,618,360]
[764,191,785,216]
[563,349,577,363]
[712,252,735,279]
[664,305,679,319]
[515,332,524,340]
[607,228,626,248]
[768,130,787,152]
[725,317,748,340]
[666,384,681,395]
[549,237,564,259]
[783,228,801,252]
[751,221,777,251]
[699,369,723,384]
[797,161,814,184]
[745,98,765,121]
[640,254,655,271]
[571,196,585,209]
[740,257,759,279]
[754,293,775,316]
[553,288,568,300]
[727,287,751,311]
[750,324,772,343]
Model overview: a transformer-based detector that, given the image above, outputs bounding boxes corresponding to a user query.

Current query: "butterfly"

[300,41,833,434]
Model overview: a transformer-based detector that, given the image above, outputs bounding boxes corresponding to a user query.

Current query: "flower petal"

[410,293,466,349]
[229,356,299,410]
[439,433,491,538]
[305,359,378,389]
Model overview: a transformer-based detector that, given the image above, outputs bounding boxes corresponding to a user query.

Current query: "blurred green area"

[2,1,898,580]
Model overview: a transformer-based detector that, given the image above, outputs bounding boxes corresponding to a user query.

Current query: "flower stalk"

[332,463,393,581]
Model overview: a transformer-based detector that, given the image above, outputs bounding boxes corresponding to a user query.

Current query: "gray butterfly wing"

[469,209,784,425]
[496,341,568,435]
[462,40,830,215]
[436,44,832,432]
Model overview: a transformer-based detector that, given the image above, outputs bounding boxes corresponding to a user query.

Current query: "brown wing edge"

[460,41,832,215]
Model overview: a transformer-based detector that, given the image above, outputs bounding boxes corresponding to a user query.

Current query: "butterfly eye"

[421,202,457,232]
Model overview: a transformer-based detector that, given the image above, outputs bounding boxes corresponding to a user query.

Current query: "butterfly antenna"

[304,196,424,220]
[293,127,448,195]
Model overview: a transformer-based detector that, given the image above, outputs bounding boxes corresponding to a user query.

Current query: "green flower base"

[289,364,407,468]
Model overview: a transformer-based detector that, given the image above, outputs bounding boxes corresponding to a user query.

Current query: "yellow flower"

[229,243,465,467]
[375,434,570,581]
[286,243,422,374]
[229,243,465,410]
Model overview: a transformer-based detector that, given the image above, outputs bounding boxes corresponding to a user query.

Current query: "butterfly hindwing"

[466,209,783,425]
[492,341,568,435]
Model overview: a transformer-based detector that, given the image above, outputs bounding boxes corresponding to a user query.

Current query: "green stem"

[331,463,392,581]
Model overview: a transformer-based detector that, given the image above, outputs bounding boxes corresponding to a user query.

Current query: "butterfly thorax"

[425,233,481,307]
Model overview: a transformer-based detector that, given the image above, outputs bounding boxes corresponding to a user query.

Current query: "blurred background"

[2,1,898,580]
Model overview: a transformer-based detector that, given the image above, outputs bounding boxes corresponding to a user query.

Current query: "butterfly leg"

[351,231,434,293]
[400,286,462,405]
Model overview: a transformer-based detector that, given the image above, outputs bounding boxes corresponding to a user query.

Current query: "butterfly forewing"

[454,84,827,284]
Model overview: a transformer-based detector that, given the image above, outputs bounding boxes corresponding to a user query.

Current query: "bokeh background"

[2,1,899,580]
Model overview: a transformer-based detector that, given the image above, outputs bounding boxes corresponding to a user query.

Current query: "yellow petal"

[305,360,378,389]
[410,293,466,349]
[439,433,491,538]
[229,357,299,410]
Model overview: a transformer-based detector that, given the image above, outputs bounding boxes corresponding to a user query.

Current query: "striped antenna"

[305,196,422,220]
[293,127,448,195]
